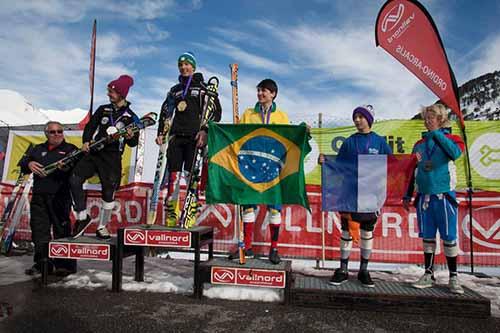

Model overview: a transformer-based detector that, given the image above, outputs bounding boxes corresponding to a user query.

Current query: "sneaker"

[357,270,375,288]
[96,226,111,240]
[412,273,435,289]
[228,248,255,260]
[268,248,281,265]
[329,268,348,286]
[448,276,464,295]
[73,215,92,238]
[24,264,41,276]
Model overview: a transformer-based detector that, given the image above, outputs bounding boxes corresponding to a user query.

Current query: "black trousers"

[167,135,197,172]
[70,151,122,212]
[30,193,75,269]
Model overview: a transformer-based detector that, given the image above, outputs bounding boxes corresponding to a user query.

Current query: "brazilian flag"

[206,122,311,209]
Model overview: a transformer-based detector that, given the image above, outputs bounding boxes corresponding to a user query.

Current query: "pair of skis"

[0,173,33,255]
[229,64,246,265]
[43,112,158,175]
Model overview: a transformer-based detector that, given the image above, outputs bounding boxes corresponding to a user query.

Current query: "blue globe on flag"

[237,136,286,184]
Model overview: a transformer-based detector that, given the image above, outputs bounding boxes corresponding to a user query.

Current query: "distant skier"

[228,79,289,265]
[70,75,139,239]
[404,103,465,294]
[321,105,392,287]
[19,121,77,276]
[156,52,221,227]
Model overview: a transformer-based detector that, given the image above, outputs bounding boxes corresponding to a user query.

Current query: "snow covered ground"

[2,253,500,317]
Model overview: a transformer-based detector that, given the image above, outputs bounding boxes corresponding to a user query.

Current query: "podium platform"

[116,225,214,296]
[290,275,491,318]
[198,257,293,302]
[46,235,142,292]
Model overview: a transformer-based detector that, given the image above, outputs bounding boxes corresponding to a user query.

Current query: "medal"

[423,160,433,172]
[106,126,118,135]
[177,100,187,112]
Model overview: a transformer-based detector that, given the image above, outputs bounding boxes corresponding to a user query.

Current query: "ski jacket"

[337,132,392,158]
[241,102,289,124]
[19,140,78,195]
[83,102,139,153]
[158,73,222,137]
[411,128,464,195]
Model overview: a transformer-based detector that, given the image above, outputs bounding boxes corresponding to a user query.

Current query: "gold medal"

[177,100,187,112]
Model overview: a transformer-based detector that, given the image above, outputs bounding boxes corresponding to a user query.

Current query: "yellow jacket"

[240,102,289,125]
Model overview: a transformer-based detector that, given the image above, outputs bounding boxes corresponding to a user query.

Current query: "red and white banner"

[49,242,110,261]
[211,266,286,288]
[124,228,191,248]
[375,0,463,125]
[2,182,500,266]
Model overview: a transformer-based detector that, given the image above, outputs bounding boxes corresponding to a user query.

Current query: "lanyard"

[355,134,372,154]
[259,103,272,124]
[109,108,126,126]
[181,75,193,99]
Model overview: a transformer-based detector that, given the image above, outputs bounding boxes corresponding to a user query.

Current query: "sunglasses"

[48,130,63,134]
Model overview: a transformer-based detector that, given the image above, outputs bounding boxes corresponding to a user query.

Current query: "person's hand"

[403,197,411,211]
[318,153,325,165]
[195,130,207,148]
[28,161,46,177]
[81,142,90,153]
[155,136,163,145]
[124,128,134,140]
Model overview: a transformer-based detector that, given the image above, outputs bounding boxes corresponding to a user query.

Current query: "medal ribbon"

[424,135,437,160]
[181,75,193,100]
[259,103,272,124]
[109,107,126,127]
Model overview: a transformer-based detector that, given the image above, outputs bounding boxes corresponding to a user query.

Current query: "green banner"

[305,120,500,191]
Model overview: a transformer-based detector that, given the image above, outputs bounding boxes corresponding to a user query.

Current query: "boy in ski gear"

[156,52,221,227]
[403,104,465,294]
[20,121,77,275]
[70,75,139,239]
[325,105,392,287]
[228,79,289,265]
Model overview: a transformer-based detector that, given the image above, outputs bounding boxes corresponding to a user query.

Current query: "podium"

[45,235,142,292]
[116,225,214,296]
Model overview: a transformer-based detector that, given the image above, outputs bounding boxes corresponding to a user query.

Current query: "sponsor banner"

[211,266,286,288]
[375,0,462,124]
[3,182,500,266]
[124,228,191,248]
[49,242,110,261]
[307,120,500,191]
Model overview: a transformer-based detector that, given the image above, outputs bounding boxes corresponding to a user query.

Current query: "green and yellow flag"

[206,122,311,209]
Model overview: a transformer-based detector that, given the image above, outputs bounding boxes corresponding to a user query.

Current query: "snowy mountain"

[0,89,87,126]
[413,70,500,121]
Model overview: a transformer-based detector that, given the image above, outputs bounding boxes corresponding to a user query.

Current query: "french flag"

[322,154,416,212]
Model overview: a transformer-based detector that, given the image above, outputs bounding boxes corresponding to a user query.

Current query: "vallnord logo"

[125,230,146,244]
[462,204,500,249]
[381,3,405,33]
[470,133,500,180]
[50,243,69,257]
[212,268,236,283]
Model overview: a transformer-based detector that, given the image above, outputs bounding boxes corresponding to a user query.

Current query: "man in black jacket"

[20,121,77,276]
[156,52,221,227]
[70,75,139,239]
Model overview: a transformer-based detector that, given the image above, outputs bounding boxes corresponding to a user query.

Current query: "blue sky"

[0,0,499,125]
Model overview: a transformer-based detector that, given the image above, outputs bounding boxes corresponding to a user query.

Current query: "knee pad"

[269,208,281,225]
[242,208,255,223]
[423,239,436,253]
[360,230,373,250]
[340,230,352,250]
[443,241,458,257]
